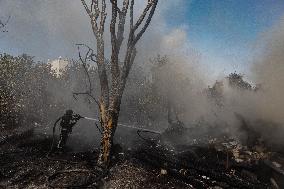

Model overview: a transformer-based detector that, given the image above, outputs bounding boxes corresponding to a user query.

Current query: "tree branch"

[133,2,152,31]
[133,0,158,44]
[130,0,134,30]
[81,0,100,38]
[99,0,107,34]
[110,0,121,13]
[76,43,98,63]
[81,0,110,108]
[117,0,129,49]
[0,16,10,33]
[109,0,120,110]
[74,44,100,107]
[119,0,158,97]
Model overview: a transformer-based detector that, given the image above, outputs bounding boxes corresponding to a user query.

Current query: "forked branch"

[0,16,10,33]
[73,44,100,107]
[81,0,110,106]
[120,0,158,85]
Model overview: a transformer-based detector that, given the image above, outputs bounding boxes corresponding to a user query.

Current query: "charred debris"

[2,111,284,188]
[1,115,284,189]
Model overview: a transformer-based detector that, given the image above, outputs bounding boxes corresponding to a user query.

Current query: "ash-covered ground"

[1,124,284,189]
[0,127,194,189]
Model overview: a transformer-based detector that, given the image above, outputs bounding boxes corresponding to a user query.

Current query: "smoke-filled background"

[1,0,284,149]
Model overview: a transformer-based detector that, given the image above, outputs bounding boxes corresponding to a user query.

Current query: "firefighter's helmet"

[65,109,73,115]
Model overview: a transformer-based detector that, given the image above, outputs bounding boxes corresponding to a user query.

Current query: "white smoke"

[251,15,284,124]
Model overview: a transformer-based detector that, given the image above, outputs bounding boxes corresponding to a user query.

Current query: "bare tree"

[80,0,158,167]
[0,16,10,33]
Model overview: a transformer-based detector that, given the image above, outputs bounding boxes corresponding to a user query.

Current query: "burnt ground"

[0,129,194,189]
[1,128,284,189]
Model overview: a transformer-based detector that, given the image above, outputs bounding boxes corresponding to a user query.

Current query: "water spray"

[84,117,98,122]
[83,117,161,134]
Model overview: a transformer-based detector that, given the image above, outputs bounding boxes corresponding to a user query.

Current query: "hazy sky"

[0,0,284,77]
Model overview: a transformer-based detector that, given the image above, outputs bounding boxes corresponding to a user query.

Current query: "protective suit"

[56,110,82,150]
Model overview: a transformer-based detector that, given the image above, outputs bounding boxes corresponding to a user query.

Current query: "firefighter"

[56,109,83,150]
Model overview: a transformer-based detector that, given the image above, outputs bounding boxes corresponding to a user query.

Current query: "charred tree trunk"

[97,106,119,166]
[81,0,158,168]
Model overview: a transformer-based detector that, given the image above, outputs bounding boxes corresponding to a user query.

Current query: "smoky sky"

[0,0,94,59]
[0,0,189,62]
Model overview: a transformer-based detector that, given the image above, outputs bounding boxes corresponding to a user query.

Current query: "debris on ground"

[1,127,284,188]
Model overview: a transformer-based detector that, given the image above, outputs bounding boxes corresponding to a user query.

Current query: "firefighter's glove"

[75,114,84,119]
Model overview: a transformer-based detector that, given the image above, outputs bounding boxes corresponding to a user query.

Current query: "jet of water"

[83,117,161,134]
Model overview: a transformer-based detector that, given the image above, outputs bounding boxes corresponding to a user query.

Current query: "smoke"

[2,0,284,149]
[192,15,284,146]
[149,11,284,146]
[0,0,189,60]
[173,13,284,146]
[252,15,284,124]
[239,15,284,146]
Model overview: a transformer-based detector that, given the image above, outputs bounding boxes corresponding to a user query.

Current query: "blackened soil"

[0,130,193,189]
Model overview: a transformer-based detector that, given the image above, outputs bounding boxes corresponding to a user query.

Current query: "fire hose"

[49,116,161,151]
[47,117,62,155]
[48,115,161,157]
[84,117,162,145]
[84,117,162,135]
[46,115,162,188]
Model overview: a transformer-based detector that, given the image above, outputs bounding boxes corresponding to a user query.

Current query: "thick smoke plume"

[252,15,284,124]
